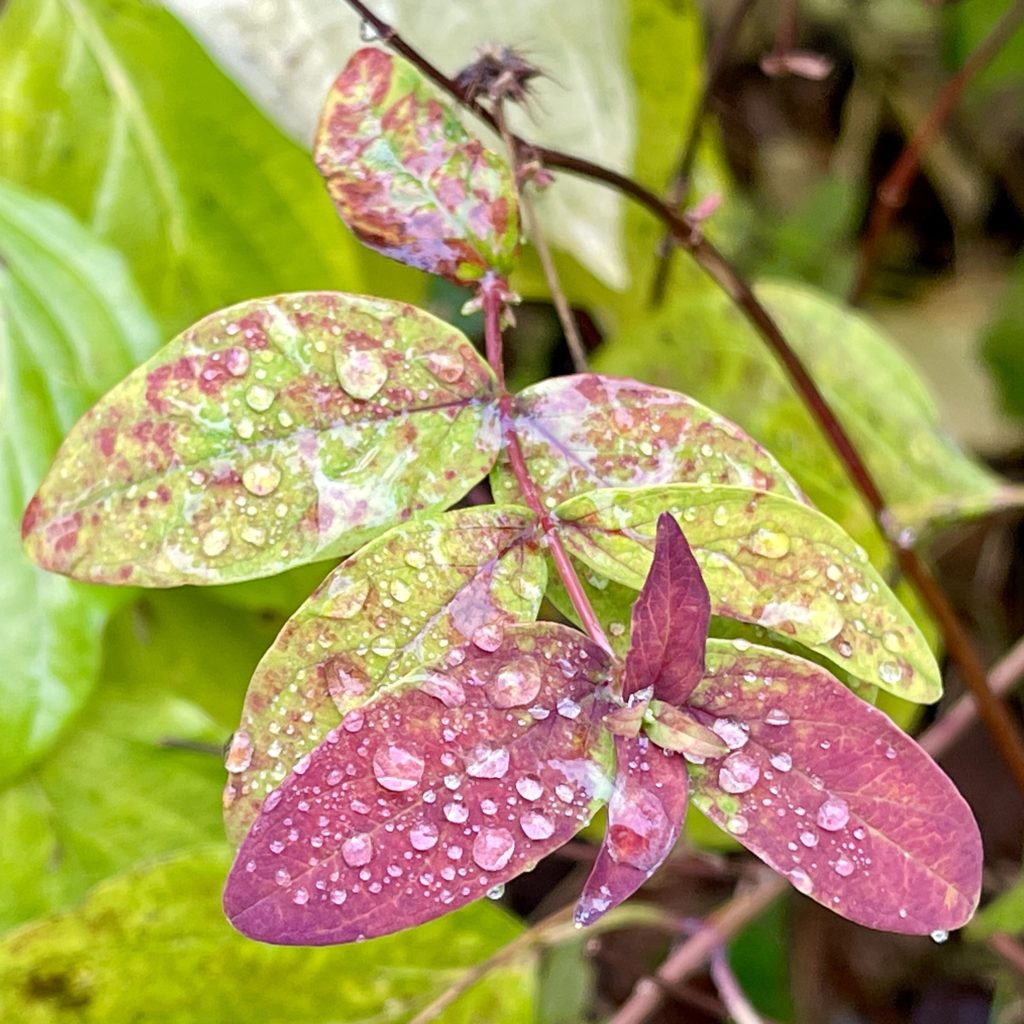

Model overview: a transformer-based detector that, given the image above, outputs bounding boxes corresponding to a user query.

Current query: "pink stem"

[480,279,611,653]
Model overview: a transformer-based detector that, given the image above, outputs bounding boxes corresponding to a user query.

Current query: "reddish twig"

[989,932,1024,976]
[342,0,1024,793]
[710,946,768,1024]
[849,0,1024,304]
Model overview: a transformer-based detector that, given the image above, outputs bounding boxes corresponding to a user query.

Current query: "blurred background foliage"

[1,0,1023,1021]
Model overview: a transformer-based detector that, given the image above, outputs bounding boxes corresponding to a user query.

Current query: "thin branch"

[342,0,1024,792]
[649,0,760,306]
[989,932,1024,976]
[849,0,1024,304]
[710,946,767,1024]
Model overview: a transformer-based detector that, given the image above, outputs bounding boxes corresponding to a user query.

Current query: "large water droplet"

[242,461,282,496]
[421,671,466,708]
[336,347,388,400]
[225,730,253,773]
[324,575,370,619]
[718,752,760,794]
[816,796,850,831]
[607,789,670,871]
[711,716,750,750]
[789,868,813,895]
[244,383,275,411]
[515,775,543,801]
[472,828,516,871]
[341,832,373,867]
[372,744,425,792]
[443,801,469,823]
[471,622,504,652]
[201,528,231,557]
[485,656,542,708]
[425,349,465,383]
[466,745,510,779]
[764,708,790,727]
[519,810,555,840]
[769,751,792,772]
[834,856,855,877]
[389,578,412,603]
[410,823,439,851]
[748,527,791,559]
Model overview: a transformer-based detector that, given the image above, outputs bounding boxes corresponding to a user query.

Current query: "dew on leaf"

[471,622,504,652]
[711,716,750,750]
[466,745,510,779]
[520,810,555,840]
[241,461,282,497]
[879,661,904,685]
[718,752,760,794]
[515,775,544,801]
[443,801,469,824]
[335,347,388,400]
[224,347,251,376]
[726,815,749,836]
[201,528,231,557]
[275,868,291,887]
[556,697,582,720]
[409,823,439,851]
[764,708,791,726]
[486,884,506,901]
[472,828,516,871]
[834,856,855,877]
[372,744,425,792]
[225,730,253,773]
[816,796,850,831]
[330,889,348,905]
[607,789,671,871]
[324,575,371,620]
[931,930,949,944]
[799,830,818,848]
[790,868,814,894]
[341,832,374,867]
[292,888,310,906]
[421,671,466,708]
[486,656,542,708]
[244,383,275,411]
[425,349,465,383]
[748,527,791,559]
[388,578,413,603]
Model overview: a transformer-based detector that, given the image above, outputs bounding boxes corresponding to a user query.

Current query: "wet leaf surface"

[687,640,982,933]
[622,512,709,704]
[555,485,940,702]
[491,374,807,510]
[315,48,519,285]
[23,293,499,587]
[575,735,689,926]
[224,506,546,843]
[225,624,615,944]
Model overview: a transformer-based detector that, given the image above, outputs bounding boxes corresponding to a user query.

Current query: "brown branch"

[989,932,1024,976]
[849,0,1024,304]
[649,0,760,306]
[342,0,1024,793]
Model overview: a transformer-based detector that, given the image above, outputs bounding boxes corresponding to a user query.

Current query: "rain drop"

[389,578,412,603]
[764,708,790,727]
[373,744,425,792]
[225,730,253,773]
[718,752,760,794]
[425,349,465,383]
[726,815,749,836]
[486,656,542,708]
[410,823,439,851]
[292,888,310,906]
[748,527,791,559]
[466,745,510,779]
[930,929,949,944]
[515,775,544,801]
[471,622,504,652]
[420,672,466,708]
[816,796,850,832]
[711,716,750,750]
[789,868,813,895]
[472,828,516,871]
[244,383,275,411]
[519,810,555,840]
[341,833,373,867]
[324,575,371,619]
[879,661,903,685]
[443,801,469,824]
[201,528,231,557]
[769,752,793,772]
[335,347,388,400]
[486,884,506,901]
[242,461,282,496]
[834,856,855,877]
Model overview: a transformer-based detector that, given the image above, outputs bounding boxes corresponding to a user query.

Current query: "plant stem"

[480,280,611,652]
[342,0,1024,793]
[710,946,767,1024]
[849,0,1024,304]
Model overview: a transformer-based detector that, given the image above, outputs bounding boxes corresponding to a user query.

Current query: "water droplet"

[263,789,283,813]
[359,17,379,41]
[515,775,543,801]
[421,671,466,708]
[341,832,373,867]
[764,708,790,726]
[389,578,412,603]
[486,883,506,901]
[443,801,469,823]
[879,661,903,685]
[799,830,818,848]
[607,789,670,870]
[816,796,850,831]
[275,868,291,887]
[834,856,855,877]
[472,828,516,871]
[372,744,425,792]
[726,815,749,836]
[245,383,275,411]
[225,730,253,773]
[519,811,555,840]
[825,564,843,583]
[330,889,347,905]
[719,752,760,794]
[225,347,250,376]
[201,528,231,557]
[882,631,903,654]
[335,347,388,400]
[749,527,791,559]
[466,745,509,779]
[712,505,729,527]
[425,349,465,383]
[292,887,310,906]
[324,575,370,619]
[242,461,282,496]
[789,868,813,895]
[342,709,365,733]
[930,929,949,944]
[711,716,750,750]
[240,525,266,546]
[410,823,439,850]
[485,656,542,708]
[471,622,504,652]
[556,697,582,720]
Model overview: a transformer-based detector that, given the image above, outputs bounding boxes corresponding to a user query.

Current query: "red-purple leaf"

[223,506,545,844]
[23,293,499,586]
[314,48,519,285]
[622,512,709,704]
[224,624,615,945]
[687,640,982,933]
[575,735,689,927]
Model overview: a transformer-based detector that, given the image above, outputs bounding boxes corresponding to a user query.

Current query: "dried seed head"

[455,44,543,105]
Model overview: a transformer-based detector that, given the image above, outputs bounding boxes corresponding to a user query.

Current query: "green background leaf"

[0,179,159,784]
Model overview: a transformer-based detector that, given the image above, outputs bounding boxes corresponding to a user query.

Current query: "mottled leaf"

[555,485,940,702]
[575,735,689,926]
[224,505,546,843]
[644,701,729,760]
[0,180,159,783]
[23,293,499,587]
[0,850,535,1024]
[315,48,519,285]
[490,374,807,510]
[622,512,710,704]
[687,640,982,934]
[225,624,615,945]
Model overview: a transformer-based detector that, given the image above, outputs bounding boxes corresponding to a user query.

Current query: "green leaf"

[967,867,1024,940]
[224,505,546,844]
[0,179,159,784]
[982,254,1024,421]
[0,849,535,1024]
[24,293,500,586]
[0,590,278,931]
[0,0,416,334]
[594,280,1019,552]
[554,484,941,701]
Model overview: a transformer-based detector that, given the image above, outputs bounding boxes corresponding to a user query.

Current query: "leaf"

[224,506,547,844]
[575,735,689,927]
[490,374,807,510]
[555,485,941,702]
[225,623,615,945]
[966,864,1024,940]
[687,640,982,934]
[23,293,500,587]
[594,280,1017,552]
[164,0,639,289]
[0,179,160,783]
[315,48,519,285]
[0,590,277,931]
[0,0,417,335]
[622,512,710,705]
[981,254,1024,421]
[0,849,536,1024]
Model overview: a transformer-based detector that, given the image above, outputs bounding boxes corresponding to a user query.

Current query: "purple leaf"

[575,735,689,927]
[224,624,615,945]
[622,512,709,704]
[687,640,982,933]
[315,48,519,285]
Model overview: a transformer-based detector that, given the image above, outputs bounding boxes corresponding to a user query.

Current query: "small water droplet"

[466,745,509,779]
[486,656,542,708]
[930,929,949,944]
[330,889,347,905]
[834,856,855,877]
[421,671,466,708]
[242,461,282,496]
[275,868,291,887]
[410,823,440,850]
[292,887,310,906]
[225,730,253,773]
[882,631,904,654]
[726,815,749,835]
[245,383,275,411]
[225,347,250,376]
[341,833,373,867]
[389,578,412,603]
[789,868,813,895]
[515,775,543,801]
[342,709,365,733]
[764,708,790,726]
[201,528,231,557]
[718,752,760,794]
[799,830,818,848]
[769,751,793,772]
[879,661,903,685]
[335,347,388,400]
[359,17,379,41]
[324,575,370,619]
[372,744,425,792]
[556,697,582,720]
[486,883,506,900]
[472,828,516,871]
[519,810,555,840]
[425,349,465,383]
[816,796,850,831]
